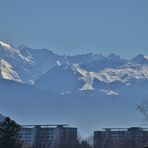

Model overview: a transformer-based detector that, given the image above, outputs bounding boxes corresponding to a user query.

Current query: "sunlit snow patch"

[99,89,119,96]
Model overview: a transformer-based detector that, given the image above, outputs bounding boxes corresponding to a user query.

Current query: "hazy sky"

[0,0,148,57]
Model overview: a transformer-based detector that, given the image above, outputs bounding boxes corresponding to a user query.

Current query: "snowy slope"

[73,63,148,90]
[0,41,32,63]
[0,59,22,82]
[0,41,34,83]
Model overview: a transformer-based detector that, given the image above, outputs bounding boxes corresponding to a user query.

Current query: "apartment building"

[20,124,77,148]
[94,127,148,148]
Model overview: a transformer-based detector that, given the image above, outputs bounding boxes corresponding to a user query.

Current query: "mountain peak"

[134,53,145,58]
[132,54,148,64]
[0,41,12,48]
[0,40,20,55]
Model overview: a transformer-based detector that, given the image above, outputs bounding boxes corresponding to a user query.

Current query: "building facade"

[20,124,77,148]
[94,127,148,148]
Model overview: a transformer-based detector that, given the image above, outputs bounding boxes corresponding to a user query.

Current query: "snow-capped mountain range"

[1,40,148,95]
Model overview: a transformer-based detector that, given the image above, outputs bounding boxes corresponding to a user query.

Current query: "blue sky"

[0,0,148,57]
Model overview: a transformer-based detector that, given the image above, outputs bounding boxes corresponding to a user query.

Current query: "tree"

[86,135,94,148]
[76,134,93,148]
[79,140,92,148]
[0,117,22,148]
[137,104,148,123]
